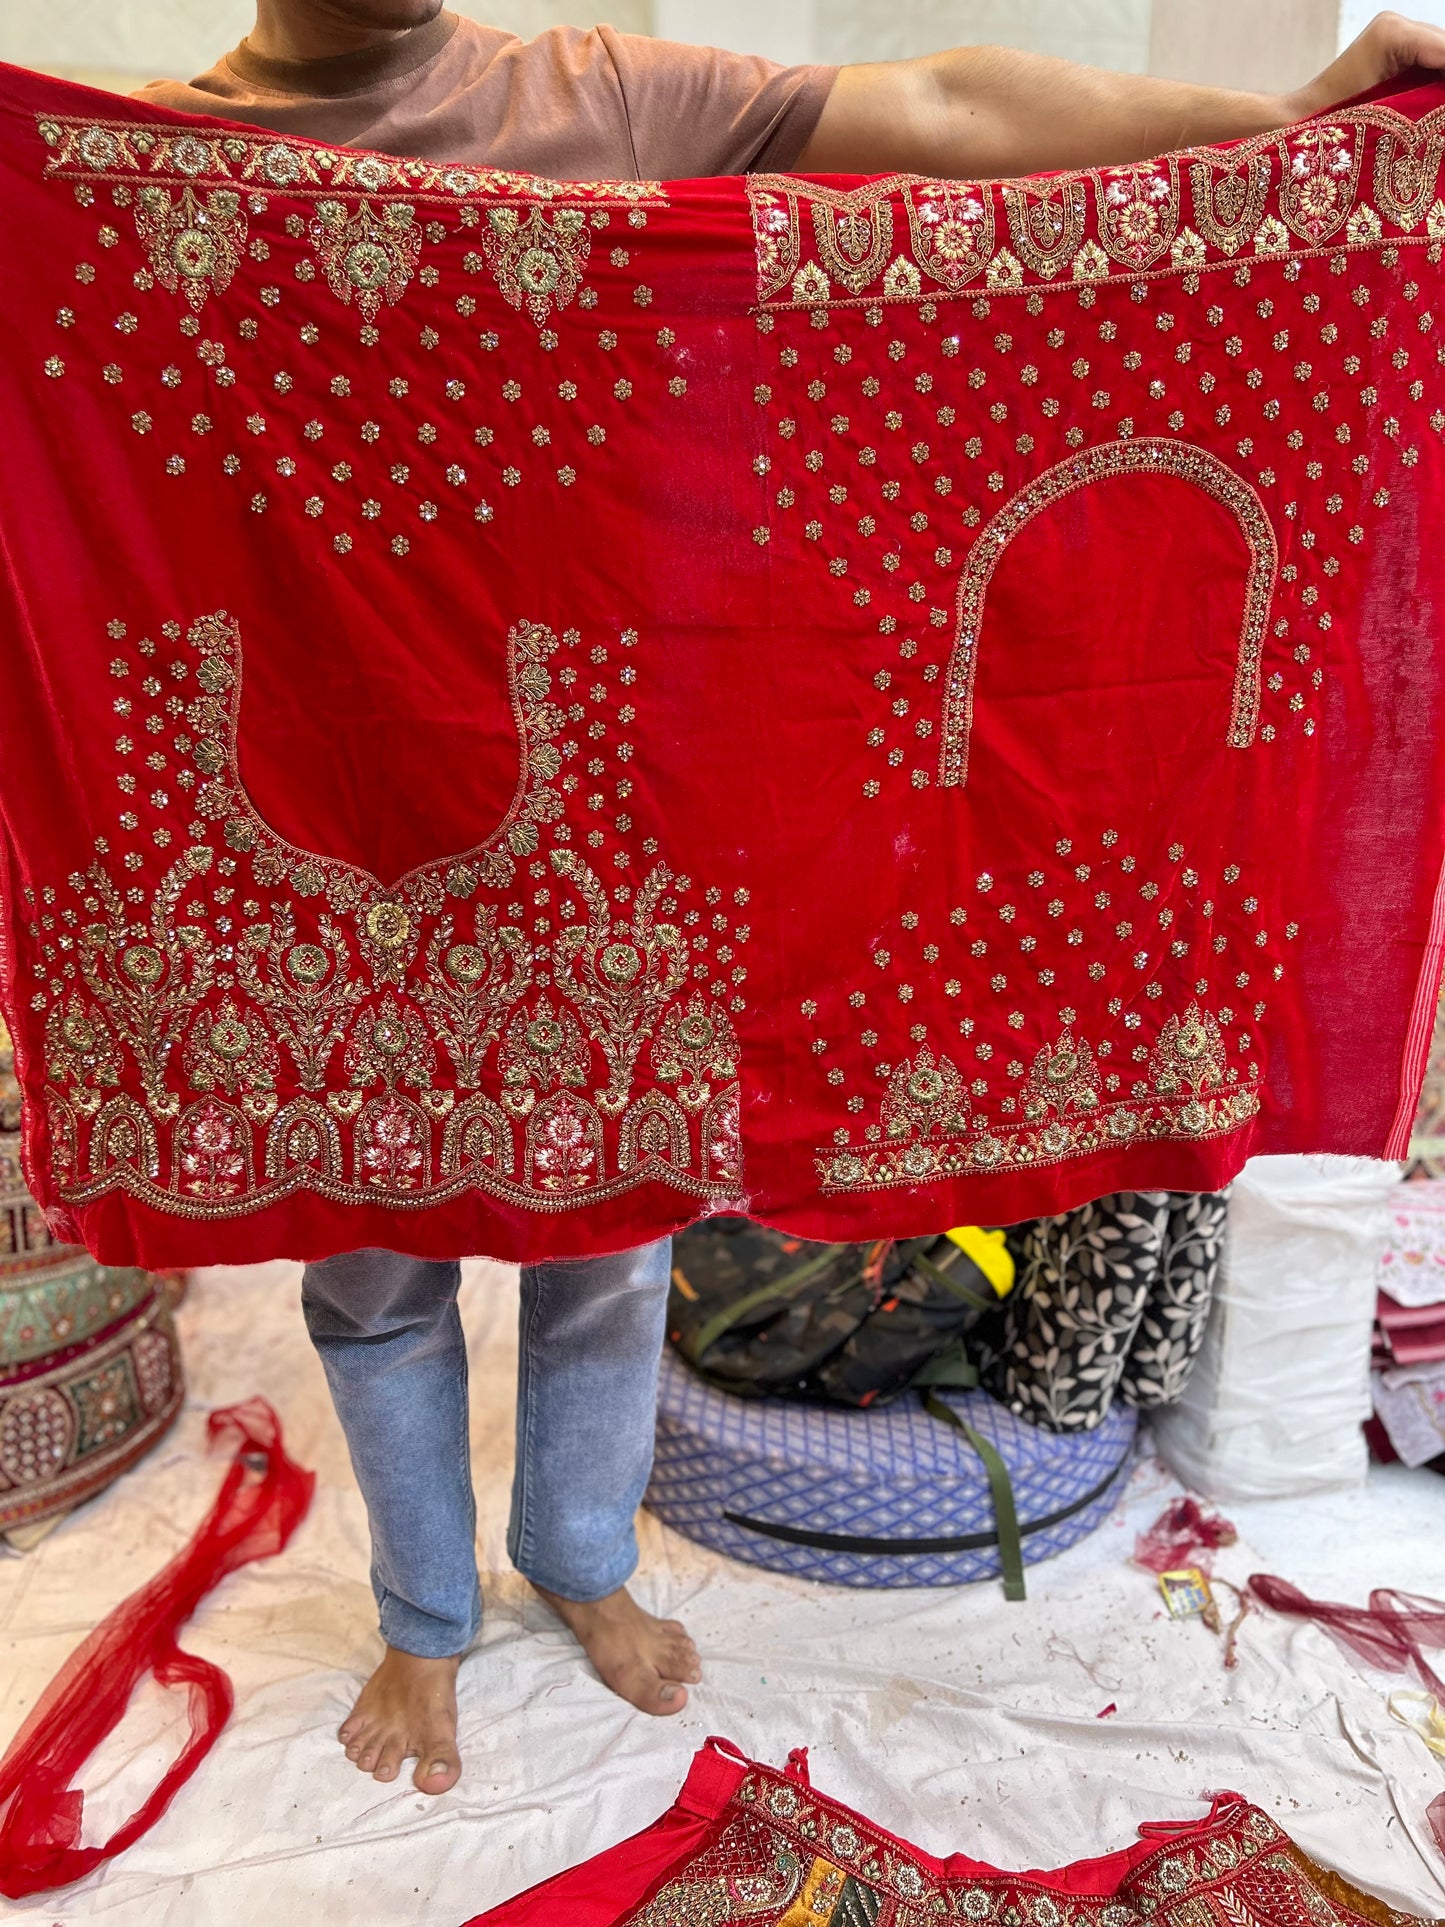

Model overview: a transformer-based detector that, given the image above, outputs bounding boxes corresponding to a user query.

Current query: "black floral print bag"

[979,1191,1227,1432]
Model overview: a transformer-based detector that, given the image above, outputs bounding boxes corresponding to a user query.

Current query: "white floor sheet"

[2,1259,1443,1926]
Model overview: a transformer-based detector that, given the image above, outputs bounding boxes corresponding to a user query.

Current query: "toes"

[357,1741,383,1772]
[661,1637,702,1684]
[373,1737,407,1784]
[413,1743,461,1796]
[650,1680,689,1717]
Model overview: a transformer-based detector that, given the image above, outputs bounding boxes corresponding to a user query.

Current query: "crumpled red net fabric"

[1133,1495,1238,1574]
[0,1399,314,1900]
[1250,1575,1445,1855]
[3,66,1445,1268]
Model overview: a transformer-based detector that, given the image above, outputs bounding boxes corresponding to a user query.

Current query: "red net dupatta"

[0,1399,314,1900]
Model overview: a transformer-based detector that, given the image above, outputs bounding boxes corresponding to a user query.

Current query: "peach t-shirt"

[135,10,838,180]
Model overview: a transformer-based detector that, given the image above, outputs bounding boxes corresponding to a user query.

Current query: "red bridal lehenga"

[463,1738,1440,1927]
[3,67,1445,1267]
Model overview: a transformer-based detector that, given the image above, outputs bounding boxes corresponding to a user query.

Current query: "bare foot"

[337,1646,462,1794]
[532,1583,702,1715]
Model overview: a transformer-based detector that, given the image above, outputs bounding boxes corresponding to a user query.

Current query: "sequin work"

[460,1740,1440,1927]
[3,69,1445,1264]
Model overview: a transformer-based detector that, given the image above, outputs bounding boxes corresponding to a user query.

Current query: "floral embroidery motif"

[938,439,1276,789]
[482,204,591,324]
[907,184,996,290]
[807,821,1284,1197]
[1001,179,1088,280]
[813,191,895,295]
[1279,122,1362,244]
[36,112,666,211]
[1095,159,1180,270]
[310,197,421,323]
[1374,126,1445,230]
[630,1759,1434,1927]
[34,612,749,1219]
[1188,152,1272,256]
[749,100,1445,305]
[880,1044,969,1140]
[822,1020,1258,1193]
[132,184,246,309]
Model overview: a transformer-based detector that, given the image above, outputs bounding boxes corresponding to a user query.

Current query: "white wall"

[0,0,646,89]
[1339,0,1445,48]
[3,0,1393,97]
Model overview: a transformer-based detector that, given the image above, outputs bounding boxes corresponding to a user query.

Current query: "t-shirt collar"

[224,7,458,99]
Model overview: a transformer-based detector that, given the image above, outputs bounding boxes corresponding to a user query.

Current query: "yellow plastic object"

[944,1226,1015,1298]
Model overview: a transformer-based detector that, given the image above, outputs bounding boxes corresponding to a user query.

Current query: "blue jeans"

[300,1240,672,1659]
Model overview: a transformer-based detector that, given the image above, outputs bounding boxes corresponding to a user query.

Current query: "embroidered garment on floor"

[980,1191,1227,1430]
[461,1735,1440,1925]
[3,67,1445,1267]
[0,1398,313,1898]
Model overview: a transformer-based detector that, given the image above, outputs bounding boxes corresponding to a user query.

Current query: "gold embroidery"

[812,188,894,294]
[750,100,1445,307]
[702,1761,1434,1927]
[1002,179,1088,280]
[551,853,689,1117]
[37,112,666,211]
[482,205,591,324]
[1374,126,1445,230]
[906,184,995,290]
[1094,158,1180,270]
[1187,152,1271,256]
[235,908,365,1091]
[192,610,555,907]
[132,184,246,310]
[1022,1031,1103,1122]
[36,611,749,1219]
[416,911,534,1089]
[808,827,1283,1197]
[68,847,216,1118]
[310,197,420,323]
[938,439,1276,789]
[880,1044,969,1140]
[1278,122,1363,244]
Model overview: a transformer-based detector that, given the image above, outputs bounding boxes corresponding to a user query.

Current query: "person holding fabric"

[138,0,1445,1799]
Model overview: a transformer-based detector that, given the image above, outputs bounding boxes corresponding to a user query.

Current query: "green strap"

[909,1339,979,1390]
[909,1250,998,1316]
[922,1390,1027,1603]
[687,1244,847,1361]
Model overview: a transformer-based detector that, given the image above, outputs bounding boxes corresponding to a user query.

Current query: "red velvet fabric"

[3,66,1445,1266]
[464,1737,1427,1925]
[0,1400,313,1899]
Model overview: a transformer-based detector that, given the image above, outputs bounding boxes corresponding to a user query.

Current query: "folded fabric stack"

[1370,1184,1445,1471]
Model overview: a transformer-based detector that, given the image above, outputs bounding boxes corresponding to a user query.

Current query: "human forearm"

[804,48,1281,180]
[797,11,1445,180]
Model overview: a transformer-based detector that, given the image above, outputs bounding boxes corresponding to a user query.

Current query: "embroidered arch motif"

[937,438,1277,789]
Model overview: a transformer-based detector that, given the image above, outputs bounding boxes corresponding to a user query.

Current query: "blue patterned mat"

[646,1346,1137,1587]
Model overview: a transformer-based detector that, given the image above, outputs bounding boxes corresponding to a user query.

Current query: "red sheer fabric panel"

[0,1399,314,1899]
[1249,1575,1445,1698]
[462,1740,749,1926]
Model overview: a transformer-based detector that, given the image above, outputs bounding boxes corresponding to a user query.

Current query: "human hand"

[1285,11,1445,120]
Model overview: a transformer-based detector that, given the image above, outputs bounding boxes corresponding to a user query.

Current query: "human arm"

[797,9,1445,178]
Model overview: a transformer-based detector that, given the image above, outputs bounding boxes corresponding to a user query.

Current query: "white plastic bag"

[1150,1154,1400,1500]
